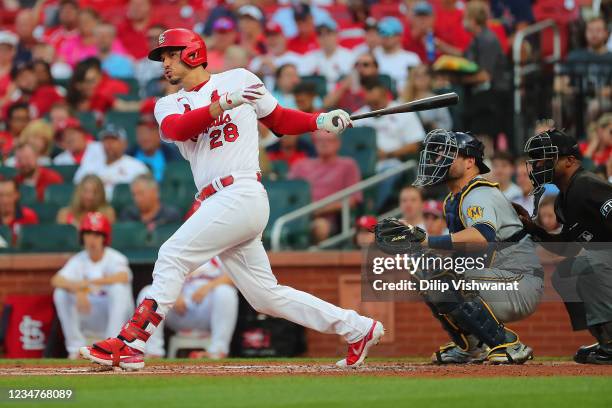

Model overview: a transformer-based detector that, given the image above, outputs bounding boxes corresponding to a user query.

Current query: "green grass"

[0,376,610,408]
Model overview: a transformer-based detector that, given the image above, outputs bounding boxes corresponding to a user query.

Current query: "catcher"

[375,129,543,364]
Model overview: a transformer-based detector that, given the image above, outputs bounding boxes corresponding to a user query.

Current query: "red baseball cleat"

[80,338,145,371]
[336,321,385,368]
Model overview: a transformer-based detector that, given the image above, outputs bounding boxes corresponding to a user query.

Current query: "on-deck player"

[80,28,384,370]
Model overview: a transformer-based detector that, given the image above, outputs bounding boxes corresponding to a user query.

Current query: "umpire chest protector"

[443,177,500,234]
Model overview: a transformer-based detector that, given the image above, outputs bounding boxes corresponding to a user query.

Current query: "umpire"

[520,128,612,365]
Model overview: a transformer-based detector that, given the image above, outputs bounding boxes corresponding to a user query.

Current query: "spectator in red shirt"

[432,0,472,52]
[14,142,64,202]
[323,52,379,112]
[5,62,65,119]
[266,134,313,168]
[0,102,30,160]
[53,117,104,167]
[0,178,38,246]
[289,130,363,243]
[206,18,238,74]
[0,31,18,101]
[66,57,129,113]
[44,0,80,51]
[287,3,319,55]
[403,1,465,65]
[237,5,267,58]
[117,0,156,60]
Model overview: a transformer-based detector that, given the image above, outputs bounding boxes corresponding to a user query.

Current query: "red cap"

[80,212,112,246]
[423,200,443,217]
[265,21,283,35]
[356,215,377,231]
[55,117,83,140]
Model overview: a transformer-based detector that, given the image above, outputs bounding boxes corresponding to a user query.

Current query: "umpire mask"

[524,131,559,195]
[413,129,458,187]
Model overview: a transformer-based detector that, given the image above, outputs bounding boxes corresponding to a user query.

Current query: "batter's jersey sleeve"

[154,95,184,143]
[240,69,278,118]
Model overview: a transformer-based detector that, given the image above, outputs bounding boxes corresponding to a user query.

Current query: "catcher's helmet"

[523,128,580,195]
[413,129,490,187]
[148,28,208,68]
[80,212,111,246]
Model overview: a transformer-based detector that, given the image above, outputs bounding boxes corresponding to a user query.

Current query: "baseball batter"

[80,28,384,370]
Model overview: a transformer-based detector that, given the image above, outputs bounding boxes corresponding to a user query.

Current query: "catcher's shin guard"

[118,298,163,351]
[436,296,532,364]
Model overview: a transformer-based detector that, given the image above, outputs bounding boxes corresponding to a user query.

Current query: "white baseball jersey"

[58,247,132,294]
[154,68,278,191]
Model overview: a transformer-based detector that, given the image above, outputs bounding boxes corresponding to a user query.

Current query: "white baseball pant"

[53,284,134,355]
[145,176,372,351]
[137,284,239,356]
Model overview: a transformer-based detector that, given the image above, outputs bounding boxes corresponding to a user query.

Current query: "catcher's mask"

[413,129,458,187]
[524,129,580,195]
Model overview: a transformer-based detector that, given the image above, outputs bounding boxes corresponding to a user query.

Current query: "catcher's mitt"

[374,218,427,254]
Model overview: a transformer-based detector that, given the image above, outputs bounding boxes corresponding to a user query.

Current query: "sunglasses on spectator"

[355,61,374,68]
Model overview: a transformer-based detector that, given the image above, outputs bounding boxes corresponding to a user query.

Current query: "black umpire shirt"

[555,167,612,243]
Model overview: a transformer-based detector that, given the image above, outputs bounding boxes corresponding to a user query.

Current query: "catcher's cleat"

[432,342,489,364]
[336,321,385,368]
[80,338,145,371]
[487,341,534,364]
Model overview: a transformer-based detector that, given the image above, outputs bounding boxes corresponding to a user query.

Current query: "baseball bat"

[349,92,459,121]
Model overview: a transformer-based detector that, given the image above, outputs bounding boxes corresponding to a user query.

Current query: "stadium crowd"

[0,0,610,253]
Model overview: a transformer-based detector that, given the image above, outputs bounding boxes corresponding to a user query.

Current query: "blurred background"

[0,0,610,360]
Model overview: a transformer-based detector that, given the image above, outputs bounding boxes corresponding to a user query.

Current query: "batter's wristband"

[428,234,453,250]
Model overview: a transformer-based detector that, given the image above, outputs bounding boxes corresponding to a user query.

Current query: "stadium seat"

[75,111,100,136]
[162,160,194,187]
[269,160,289,180]
[28,203,60,224]
[44,183,75,207]
[18,185,37,206]
[122,77,141,99]
[151,223,182,247]
[262,179,311,249]
[0,166,16,179]
[299,75,327,98]
[111,222,150,249]
[379,74,396,97]
[17,224,79,252]
[339,127,378,178]
[48,165,79,182]
[105,111,140,148]
[111,183,134,214]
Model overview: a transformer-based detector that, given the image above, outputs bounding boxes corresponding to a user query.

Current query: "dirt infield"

[0,361,611,377]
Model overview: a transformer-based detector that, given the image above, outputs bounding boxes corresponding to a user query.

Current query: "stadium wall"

[0,252,592,357]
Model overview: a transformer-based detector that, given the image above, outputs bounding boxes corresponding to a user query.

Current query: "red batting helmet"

[80,212,112,246]
[148,28,207,68]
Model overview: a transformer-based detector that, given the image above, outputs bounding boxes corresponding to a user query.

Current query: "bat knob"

[332,116,339,127]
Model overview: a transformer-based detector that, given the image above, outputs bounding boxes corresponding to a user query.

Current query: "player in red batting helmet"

[80,212,112,246]
[148,28,208,70]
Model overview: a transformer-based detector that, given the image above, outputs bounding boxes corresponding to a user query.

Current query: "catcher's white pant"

[145,177,372,351]
[137,284,238,356]
[53,284,134,355]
